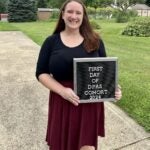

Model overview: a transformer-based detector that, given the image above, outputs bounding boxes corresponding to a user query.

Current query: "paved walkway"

[0,31,149,150]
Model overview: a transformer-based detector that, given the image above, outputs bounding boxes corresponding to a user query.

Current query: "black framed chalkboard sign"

[73,57,118,103]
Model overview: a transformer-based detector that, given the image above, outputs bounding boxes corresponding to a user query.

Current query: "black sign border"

[73,57,118,103]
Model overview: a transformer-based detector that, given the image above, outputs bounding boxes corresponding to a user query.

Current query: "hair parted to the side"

[53,0,101,52]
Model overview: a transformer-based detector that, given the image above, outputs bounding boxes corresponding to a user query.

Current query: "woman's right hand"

[60,87,80,106]
[38,74,80,106]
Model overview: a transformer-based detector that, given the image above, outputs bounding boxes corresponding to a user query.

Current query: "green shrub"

[113,9,138,23]
[115,11,129,23]
[90,20,101,29]
[98,7,114,19]
[51,11,59,19]
[87,7,114,19]
[87,7,95,16]
[122,18,150,37]
[128,9,138,18]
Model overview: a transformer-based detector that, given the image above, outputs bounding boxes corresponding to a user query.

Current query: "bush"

[97,7,114,19]
[87,7,114,19]
[115,11,129,23]
[128,9,138,18]
[87,7,96,16]
[114,9,138,23]
[90,20,101,29]
[51,11,59,19]
[122,18,150,37]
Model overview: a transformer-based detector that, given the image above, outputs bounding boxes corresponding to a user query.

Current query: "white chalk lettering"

[84,90,108,96]
[88,66,103,72]
[91,78,99,83]
[89,72,100,78]
[89,95,101,100]
[88,84,102,89]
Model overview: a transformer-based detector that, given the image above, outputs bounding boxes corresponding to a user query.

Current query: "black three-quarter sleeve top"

[36,33,106,81]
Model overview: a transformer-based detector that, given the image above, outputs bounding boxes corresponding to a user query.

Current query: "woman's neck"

[62,28,81,37]
[60,29,84,48]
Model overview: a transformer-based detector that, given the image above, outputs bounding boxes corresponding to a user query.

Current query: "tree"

[115,0,145,12]
[47,0,66,8]
[0,0,8,13]
[37,0,47,8]
[145,0,150,6]
[0,0,5,13]
[84,0,112,7]
[8,0,37,22]
[84,0,146,11]
[112,0,145,23]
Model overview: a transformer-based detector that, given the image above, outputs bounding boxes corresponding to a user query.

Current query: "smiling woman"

[35,1,122,150]
[60,1,84,47]
[62,1,83,30]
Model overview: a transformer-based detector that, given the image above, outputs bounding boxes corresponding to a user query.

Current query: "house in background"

[37,8,59,21]
[131,4,150,17]
[37,8,52,21]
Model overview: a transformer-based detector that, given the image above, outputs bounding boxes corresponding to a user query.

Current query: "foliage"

[122,17,150,36]
[127,9,138,18]
[90,20,101,29]
[36,0,149,9]
[47,0,66,8]
[8,0,37,22]
[87,7,114,19]
[111,0,145,23]
[50,10,59,19]
[37,0,47,8]
[115,11,129,23]
[85,0,112,8]
[114,9,138,23]
[145,0,150,6]
[115,0,145,12]
[0,0,8,13]
[85,0,144,22]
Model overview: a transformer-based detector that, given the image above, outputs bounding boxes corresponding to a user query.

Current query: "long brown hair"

[53,0,100,52]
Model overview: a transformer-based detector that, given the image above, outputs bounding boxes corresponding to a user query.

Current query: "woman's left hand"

[115,85,122,101]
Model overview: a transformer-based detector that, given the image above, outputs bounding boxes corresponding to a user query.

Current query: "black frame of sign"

[73,57,118,103]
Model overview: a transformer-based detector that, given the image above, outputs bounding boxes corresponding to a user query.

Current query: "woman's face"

[62,1,84,30]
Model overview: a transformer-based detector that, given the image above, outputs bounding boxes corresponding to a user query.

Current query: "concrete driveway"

[0,31,149,150]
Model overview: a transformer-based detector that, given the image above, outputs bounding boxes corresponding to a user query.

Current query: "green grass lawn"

[0,20,150,132]
[0,22,18,31]
[11,21,57,45]
[98,20,150,132]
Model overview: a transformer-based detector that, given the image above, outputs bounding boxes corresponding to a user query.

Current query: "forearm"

[38,73,80,106]
[38,73,65,96]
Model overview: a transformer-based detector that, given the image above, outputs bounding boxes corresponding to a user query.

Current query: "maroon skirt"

[46,81,105,150]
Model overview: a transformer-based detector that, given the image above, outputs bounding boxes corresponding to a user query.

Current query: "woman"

[36,0,122,150]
